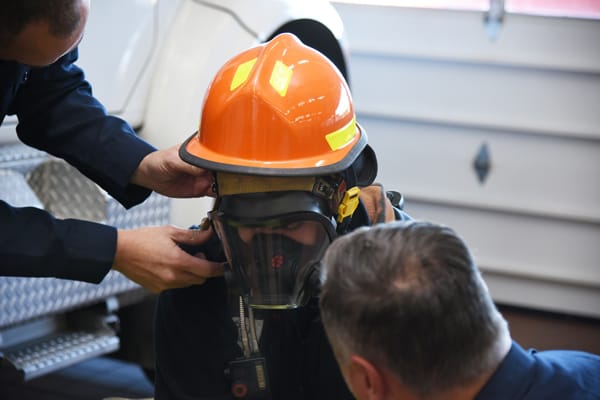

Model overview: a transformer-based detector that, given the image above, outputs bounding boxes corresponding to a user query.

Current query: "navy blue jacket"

[1,49,155,283]
[476,341,600,399]
[154,203,398,400]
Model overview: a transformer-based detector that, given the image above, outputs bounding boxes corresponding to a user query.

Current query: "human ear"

[347,355,385,400]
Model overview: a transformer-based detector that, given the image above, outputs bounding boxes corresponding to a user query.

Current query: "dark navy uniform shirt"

[154,203,406,400]
[0,49,154,283]
[476,341,600,399]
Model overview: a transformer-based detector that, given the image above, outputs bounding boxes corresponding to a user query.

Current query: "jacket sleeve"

[12,49,155,208]
[1,49,155,281]
[1,200,115,283]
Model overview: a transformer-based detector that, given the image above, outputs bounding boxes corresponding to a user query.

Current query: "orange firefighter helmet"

[180,32,371,178]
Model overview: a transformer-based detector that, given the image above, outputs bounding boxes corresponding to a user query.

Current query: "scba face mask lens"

[212,215,333,309]
[243,232,321,308]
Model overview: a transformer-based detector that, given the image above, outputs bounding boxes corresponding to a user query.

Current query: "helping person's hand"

[112,225,224,292]
[131,145,215,198]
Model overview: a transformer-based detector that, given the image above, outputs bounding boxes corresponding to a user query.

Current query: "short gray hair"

[319,220,508,396]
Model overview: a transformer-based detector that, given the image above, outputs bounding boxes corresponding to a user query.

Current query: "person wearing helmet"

[154,33,410,400]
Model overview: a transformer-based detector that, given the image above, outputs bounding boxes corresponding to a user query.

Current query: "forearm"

[0,201,115,283]
[14,49,155,208]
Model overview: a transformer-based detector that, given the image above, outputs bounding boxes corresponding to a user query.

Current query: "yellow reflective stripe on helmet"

[217,172,316,196]
[269,60,293,97]
[325,116,356,151]
[230,58,257,91]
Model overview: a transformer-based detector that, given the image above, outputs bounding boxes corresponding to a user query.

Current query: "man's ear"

[347,355,385,400]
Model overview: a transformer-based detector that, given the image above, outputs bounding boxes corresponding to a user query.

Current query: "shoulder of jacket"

[358,183,397,224]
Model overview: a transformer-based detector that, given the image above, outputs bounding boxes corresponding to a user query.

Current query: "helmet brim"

[179,123,375,179]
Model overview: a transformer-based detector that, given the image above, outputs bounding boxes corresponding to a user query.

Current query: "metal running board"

[0,330,119,381]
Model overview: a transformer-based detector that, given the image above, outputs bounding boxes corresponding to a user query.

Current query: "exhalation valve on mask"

[224,234,321,309]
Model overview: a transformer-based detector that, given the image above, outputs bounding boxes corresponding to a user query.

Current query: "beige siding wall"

[333,2,600,318]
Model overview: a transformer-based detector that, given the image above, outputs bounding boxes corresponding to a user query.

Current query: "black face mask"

[209,192,337,309]
[256,233,300,293]
[220,229,327,309]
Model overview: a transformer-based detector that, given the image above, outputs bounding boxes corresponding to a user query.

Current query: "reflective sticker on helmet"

[325,116,357,151]
[269,60,293,97]
[230,58,257,91]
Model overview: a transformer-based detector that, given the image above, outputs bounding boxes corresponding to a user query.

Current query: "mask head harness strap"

[214,172,361,233]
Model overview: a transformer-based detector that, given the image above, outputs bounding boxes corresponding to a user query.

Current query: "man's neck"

[391,334,513,400]
[434,333,513,400]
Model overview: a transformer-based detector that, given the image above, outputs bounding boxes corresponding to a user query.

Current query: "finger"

[203,187,218,198]
[171,226,214,245]
[174,157,210,177]
[163,269,208,289]
[182,162,206,176]
[181,253,225,278]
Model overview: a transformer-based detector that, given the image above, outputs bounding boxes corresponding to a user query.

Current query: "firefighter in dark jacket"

[154,33,410,400]
[0,0,220,291]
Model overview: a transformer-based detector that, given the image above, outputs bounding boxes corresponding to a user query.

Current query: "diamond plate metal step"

[1,299,122,382]
[0,143,169,382]
[0,151,170,329]
[1,330,119,381]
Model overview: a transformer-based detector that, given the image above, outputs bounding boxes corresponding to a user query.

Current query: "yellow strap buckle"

[337,187,361,223]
